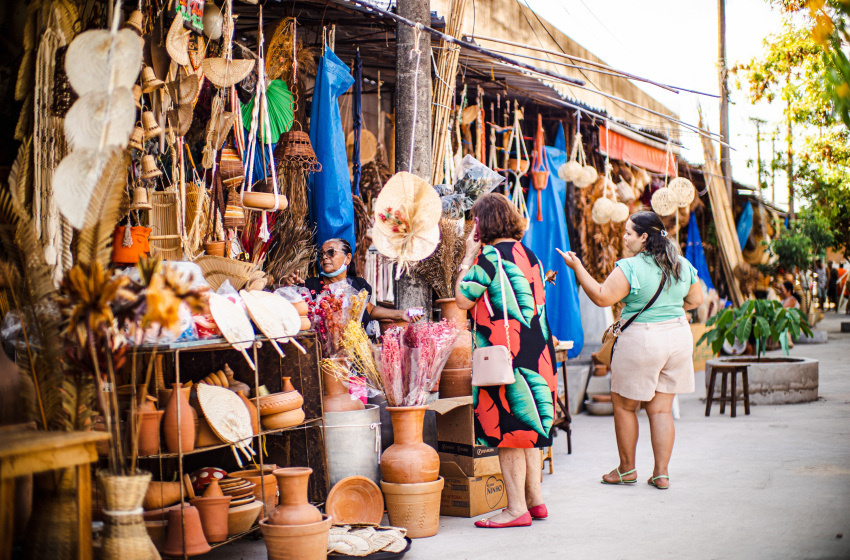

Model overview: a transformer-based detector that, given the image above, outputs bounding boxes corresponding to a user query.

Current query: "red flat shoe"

[474,511,532,528]
[528,504,548,519]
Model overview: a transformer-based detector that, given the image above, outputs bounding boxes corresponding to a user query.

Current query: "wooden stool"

[705,364,750,417]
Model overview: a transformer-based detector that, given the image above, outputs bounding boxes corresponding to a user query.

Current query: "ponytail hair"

[629,211,682,285]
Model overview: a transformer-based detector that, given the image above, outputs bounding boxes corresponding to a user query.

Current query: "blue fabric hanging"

[523,124,584,358]
[352,49,362,197]
[685,211,716,292]
[308,50,356,248]
[736,200,753,250]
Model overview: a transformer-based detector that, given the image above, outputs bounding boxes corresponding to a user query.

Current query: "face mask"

[321,261,348,277]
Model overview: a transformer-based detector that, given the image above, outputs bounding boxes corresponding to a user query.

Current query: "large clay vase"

[438,367,472,398]
[163,505,211,557]
[322,359,365,413]
[437,298,472,369]
[229,466,278,515]
[260,516,332,560]
[267,467,322,526]
[190,495,232,543]
[237,390,260,434]
[380,406,439,484]
[380,477,444,538]
[163,383,195,453]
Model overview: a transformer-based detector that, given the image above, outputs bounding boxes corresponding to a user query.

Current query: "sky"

[522,0,791,209]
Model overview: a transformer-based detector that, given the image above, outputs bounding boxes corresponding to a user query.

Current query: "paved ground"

[210,314,850,560]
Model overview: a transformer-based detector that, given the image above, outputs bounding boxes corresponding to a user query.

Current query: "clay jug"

[437,298,472,369]
[438,367,472,398]
[163,505,211,557]
[322,359,365,412]
[281,377,296,393]
[134,409,164,456]
[163,383,195,453]
[267,467,322,526]
[190,495,232,543]
[237,390,260,435]
[224,363,251,394]
[380,406,439,484]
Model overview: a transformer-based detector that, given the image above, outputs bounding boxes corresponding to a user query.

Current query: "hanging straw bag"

[471,248,516,387]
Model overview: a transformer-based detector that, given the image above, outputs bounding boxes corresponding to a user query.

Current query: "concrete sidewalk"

[211,314,850,560]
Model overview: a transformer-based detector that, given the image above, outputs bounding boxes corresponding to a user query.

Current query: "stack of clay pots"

[292,297,311,332]
[259,467,332,560]
[436,298,472,398]
[258,377,306,430]
[379,406,444,538]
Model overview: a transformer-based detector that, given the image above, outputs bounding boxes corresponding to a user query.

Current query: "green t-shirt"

[615,253,699,323]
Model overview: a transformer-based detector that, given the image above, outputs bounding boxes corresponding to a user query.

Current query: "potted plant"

[698,299,819,405]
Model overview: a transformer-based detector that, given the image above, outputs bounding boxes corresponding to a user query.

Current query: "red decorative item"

[530,113,549,222]
[111,226,152,264]
[189,467,228,493]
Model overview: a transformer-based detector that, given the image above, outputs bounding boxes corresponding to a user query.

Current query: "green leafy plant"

[697,299,813,359]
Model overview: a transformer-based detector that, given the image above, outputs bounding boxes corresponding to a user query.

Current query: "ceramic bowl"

[584,399,614,416]
[227,500,263,536]
[257,391,304,416]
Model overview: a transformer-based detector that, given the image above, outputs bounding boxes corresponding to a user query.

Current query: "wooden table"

[0,428,109,560]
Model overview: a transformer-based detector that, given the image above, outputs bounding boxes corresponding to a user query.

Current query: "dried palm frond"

[278,167,308,222]
[9,137,33,212]
[413,218,468,299]
[56,262,131,348]
[352,195,372,276]
[15,97,33,142]
[266,18,319,85]
[74,149,128,269]
[264,212,315,282]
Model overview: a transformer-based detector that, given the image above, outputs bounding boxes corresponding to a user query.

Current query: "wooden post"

[718,0,732,198]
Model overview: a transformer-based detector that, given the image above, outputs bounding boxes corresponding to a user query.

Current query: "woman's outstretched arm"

[556,248,630,308]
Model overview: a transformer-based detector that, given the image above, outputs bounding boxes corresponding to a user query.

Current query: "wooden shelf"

[133,333,313,354]
[209,526,261,549]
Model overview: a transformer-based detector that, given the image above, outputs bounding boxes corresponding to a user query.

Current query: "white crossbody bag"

[471,248,516,387]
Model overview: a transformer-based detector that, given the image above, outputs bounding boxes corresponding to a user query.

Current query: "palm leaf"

[490,259,534,328]
[75,148,127,268]
[503,366,554,437]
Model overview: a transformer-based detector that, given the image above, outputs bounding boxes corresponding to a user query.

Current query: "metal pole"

[718,0,732,198]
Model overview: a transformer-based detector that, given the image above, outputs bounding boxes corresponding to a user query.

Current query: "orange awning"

[598,126,676,175]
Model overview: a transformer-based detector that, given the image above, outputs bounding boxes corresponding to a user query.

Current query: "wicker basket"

[223,188,245,228]
[193,255,257,291]
[275,130,321,172]
[149,189,183,260]
[220,146,244,189]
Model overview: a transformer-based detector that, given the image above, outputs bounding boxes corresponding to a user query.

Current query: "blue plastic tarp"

[685,211,716,292]
[523,125,584,358]
[308,50,356,248]
[736,200,753,250]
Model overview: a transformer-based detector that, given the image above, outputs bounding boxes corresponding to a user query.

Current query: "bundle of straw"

[413,218,470,299]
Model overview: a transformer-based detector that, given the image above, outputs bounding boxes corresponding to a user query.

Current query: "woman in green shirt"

[557,211,703,490]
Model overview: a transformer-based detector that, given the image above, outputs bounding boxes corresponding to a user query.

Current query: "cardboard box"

[429,397,500,477]
[439,461,507,517]
[691,323,716,373]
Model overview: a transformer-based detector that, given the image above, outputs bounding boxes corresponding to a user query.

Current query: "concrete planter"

[705,357,819,405]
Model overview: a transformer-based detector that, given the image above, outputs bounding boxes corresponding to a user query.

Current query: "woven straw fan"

[65,28,142,95]
[202,0,255,87]
[64,89,135,150]
[240,290,306,356]
[196,384,255,466]
[208,293,257,370]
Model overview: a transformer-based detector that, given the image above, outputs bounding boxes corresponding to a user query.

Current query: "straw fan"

[208,292,258,370]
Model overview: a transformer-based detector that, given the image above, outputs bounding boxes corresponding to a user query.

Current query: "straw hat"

[166,74,199,105]
[142,111,163,138]
[196,384,253,444]
[129,186,152,211]
[167,104,194,137]
[141,66,164,94]
[461,105,479,125]
[128,124,145,150]
[202,57,255,88]
[668,177,695,208]
[372,172,442,266]
[65,28,142,95]
[141,154,162,180]
[166,14,191,67]
[64,89,135,151]
[650,187,676,216]
[346,129,378,166]
[124,10,144,35]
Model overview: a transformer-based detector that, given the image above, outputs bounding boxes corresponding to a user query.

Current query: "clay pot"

[299,317,311,331]
[380,406,439,484]
[257,390,304,416]
[191,495,232,543]
[438,367,472,398]
[205,240,226,257]
[262,408,305,430]
[163,383,195,453]
[282,377,296,393]
[260,515,332,560]
[591,394,612,403]
[163,505,211,557]
[145,520,167,552]
[292,299,309,315]
[228,467,278,515]
[437,299,472,369]
[157,384,191,407]
[196,413,224,447]
[133,409,164,456]
[380,478,444,538]
[267,467,322,526]
[322,360,365,412]
[236,390,260,434]
[224,363,251,394]
[228,500,263,536]
[143,474,196,510]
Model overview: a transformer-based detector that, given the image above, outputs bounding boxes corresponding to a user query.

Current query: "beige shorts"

[610,316,695,402]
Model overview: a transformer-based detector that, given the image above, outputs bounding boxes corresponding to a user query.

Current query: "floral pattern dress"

[459,241,556,449]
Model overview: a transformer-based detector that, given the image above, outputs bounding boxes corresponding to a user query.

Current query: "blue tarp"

[308,50,356,248]
[736,201,753,250]
[685,211,716,292]
[523,125,584,358]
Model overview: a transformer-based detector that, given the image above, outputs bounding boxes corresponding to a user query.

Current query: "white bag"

[471,248,516,387]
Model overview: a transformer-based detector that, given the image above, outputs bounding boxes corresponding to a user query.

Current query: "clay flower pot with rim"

[380,406,439,484]
[163,382,195,453]
[163,504,211,557]
[132,408,164,456]
[436,298,471,369]
[260,515,332,560]
[380,477,444,538]
[322,359,365,412]
[228,466,278,516]
[268,467,322,526]
[190,494,232,543]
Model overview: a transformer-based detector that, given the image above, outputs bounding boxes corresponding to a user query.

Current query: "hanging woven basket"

[610,202,630,223]
[651,187,677,216]
[275,130,321,172]
[668,176,695,208]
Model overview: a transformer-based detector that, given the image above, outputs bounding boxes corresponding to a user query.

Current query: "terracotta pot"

[205,240,226,257]
[267,467,322,526]
[437,299,471,369]
[191,495,232,543]
[591,394,612,403]
[228,500,263,536]
[531,170,550,191]
[228,467,278,515]
[163,505,211,557]
[145,520,167,552]
[438,367,472,398]
[380,477,444,538]
[380,406,439,484]
[322,360,365,412]
[282,377,296,393]
[262,408,305,430]
[157,385,191,407]
[111,226,152,264]
[257,390,304,416]
[223,364,251,394]
[260,515,332,560]
[133,409,164,456]
[299,317,311,331]
[292,300,309,315]
[143,474,195,510]
[196,413,224,447]
[233,390,259,434]
[203,479,224,497]
[163,383,195,453]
